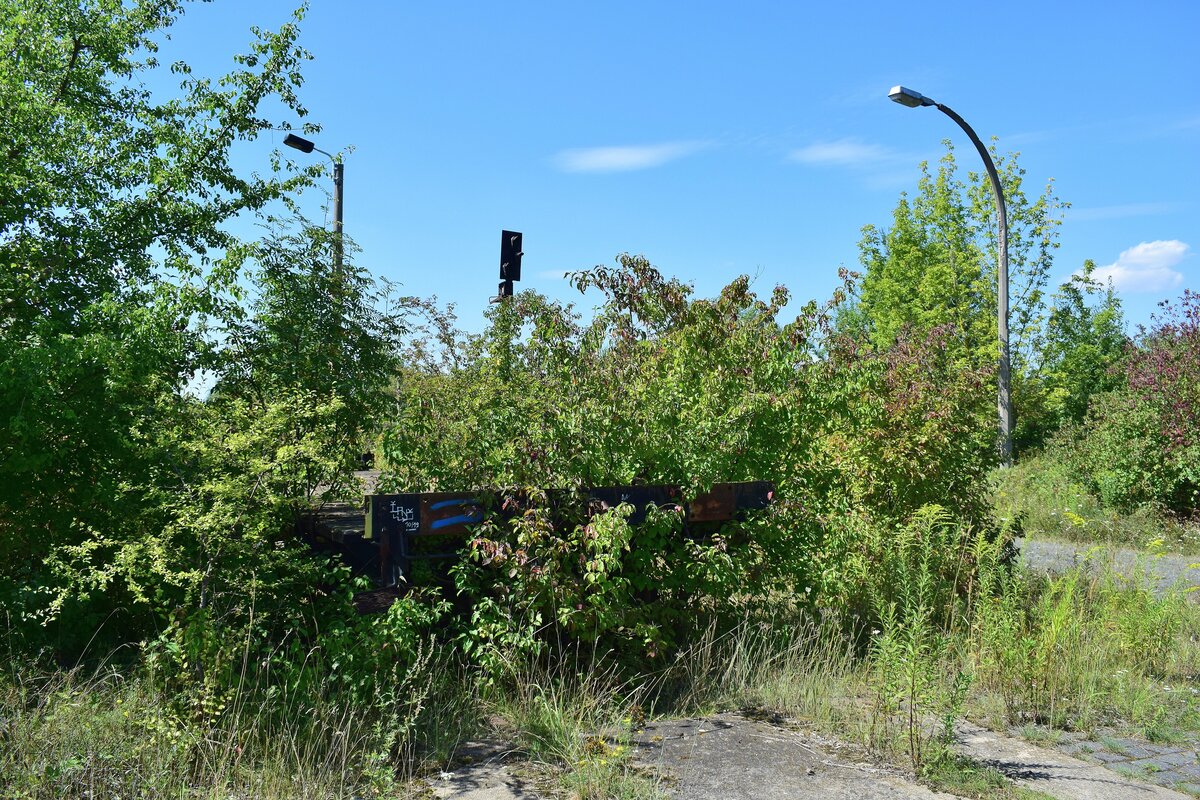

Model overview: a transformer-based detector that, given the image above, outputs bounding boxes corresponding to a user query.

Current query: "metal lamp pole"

[888,86,1012,466]
[284,133,343,271]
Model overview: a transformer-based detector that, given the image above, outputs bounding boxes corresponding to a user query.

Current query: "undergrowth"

[6,252,1198,796]
[994,454,1200,554]
[5,538,1197,797]
[0,636,478,800]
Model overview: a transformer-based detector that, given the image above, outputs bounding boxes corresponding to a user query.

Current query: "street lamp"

[888,85,1013,467]
[284,133,344,271]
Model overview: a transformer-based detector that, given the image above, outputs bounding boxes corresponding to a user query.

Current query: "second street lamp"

[284,133,344,272]
[887,85,1013,467]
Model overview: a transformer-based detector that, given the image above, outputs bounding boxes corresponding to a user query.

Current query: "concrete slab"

[426,740,541,800]
[631,712,959,799]
[956,722,1195,800]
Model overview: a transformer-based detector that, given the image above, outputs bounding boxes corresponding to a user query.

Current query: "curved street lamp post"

[888,86,1012,466]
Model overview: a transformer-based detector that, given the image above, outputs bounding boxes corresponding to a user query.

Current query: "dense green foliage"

[992,454,1200,553]
[1019,262,1126,445]
[382,255,995,669]
[851,143,1063,376]
[0,5,444,790]
[0,2,435,751]
[1,0,318,649]
[1,0,318,562]
[2,2,1195,796]
[993,290,1197,555]
[845,144,1137,456]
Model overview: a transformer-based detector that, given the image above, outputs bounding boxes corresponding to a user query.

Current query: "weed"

[992,456,1200,554]
[1018,725,1063,745]
[1100,736,1130,755]
[0,641,479,800]
[486,651,663,799]
[660,612,858,727]
[864,508,979,771]
[1145,721,1187,744]
[970,544,1200,736]
[920,752,1058,799]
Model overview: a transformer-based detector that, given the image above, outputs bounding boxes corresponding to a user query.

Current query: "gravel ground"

[1018,537,1200,597]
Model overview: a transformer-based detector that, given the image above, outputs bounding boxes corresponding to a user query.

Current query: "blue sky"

[159,1,1198,333]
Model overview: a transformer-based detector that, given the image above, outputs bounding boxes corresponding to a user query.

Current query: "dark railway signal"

[492,230,523,302]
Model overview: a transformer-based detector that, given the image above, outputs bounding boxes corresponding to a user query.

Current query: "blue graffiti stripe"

[430,511,484,530]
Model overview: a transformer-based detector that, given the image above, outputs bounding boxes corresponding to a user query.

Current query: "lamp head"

[888,85,935,108]
[283,133,315,153]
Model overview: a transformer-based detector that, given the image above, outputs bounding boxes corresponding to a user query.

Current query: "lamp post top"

[283,132,335,160]
[888,85,936,108]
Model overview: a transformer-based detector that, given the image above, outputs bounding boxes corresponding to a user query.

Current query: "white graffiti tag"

[390,501,419,532]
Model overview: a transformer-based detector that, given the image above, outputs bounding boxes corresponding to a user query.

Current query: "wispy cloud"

[1091,240,1189,293]
[787,138,925,190]
[788,138,895,167]
[1071,202,1179,222]
[537,269,572,281]
[552,141,709,173]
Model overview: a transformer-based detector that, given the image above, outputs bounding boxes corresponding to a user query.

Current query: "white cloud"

[788,139,893,167]
[1091,240,1189,293]
[552,141,708,173]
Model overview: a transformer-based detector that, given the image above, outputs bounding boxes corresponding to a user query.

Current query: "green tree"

[852,142,1065,377]
[218,223,410,501]
[848,142,1076,460]
[1019,261,1127,447]
[0,0,319,650]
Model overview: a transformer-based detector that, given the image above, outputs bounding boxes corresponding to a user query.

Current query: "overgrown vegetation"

[994,455,1200,553]
[996,290,1200,552]
[2,1,1197,798]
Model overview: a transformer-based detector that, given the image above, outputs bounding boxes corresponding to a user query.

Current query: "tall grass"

[485,648,664,799]
[0,642,479,800]
[641,513,1200,771]
[6,515,1198,798]
[648,607,969,774]
[2,669,367,799]
[661,613,858,724]
[970,547,1200,736]
[993,455,1200,553]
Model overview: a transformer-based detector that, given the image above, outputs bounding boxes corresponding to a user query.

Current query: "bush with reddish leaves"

[1069,291,1200,514]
